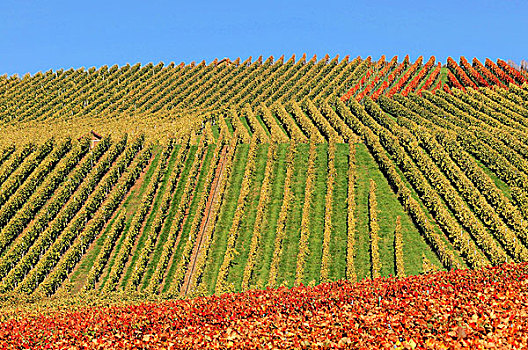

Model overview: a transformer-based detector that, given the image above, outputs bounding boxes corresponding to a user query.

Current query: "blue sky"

[1,0,526,76]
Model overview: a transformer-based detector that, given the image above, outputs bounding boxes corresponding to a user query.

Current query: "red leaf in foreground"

[2,263,528,349]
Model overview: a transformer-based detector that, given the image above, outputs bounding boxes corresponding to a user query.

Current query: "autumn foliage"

[1,53,528,348]
[2,263,528,349]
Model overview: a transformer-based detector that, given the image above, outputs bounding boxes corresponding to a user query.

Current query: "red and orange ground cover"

[2,263,528,349]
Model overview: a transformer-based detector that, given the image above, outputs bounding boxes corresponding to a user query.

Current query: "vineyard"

[0,54,528,346]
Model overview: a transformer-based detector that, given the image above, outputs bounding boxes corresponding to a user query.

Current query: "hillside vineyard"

[0,55,527,298]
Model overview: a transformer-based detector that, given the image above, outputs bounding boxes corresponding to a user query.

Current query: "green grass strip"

[354,142,375,280]
[277,143,309,287]
[253,144,288,288]
[302,143,327,286]
[328,143,349,281]
[201,144,249,294]
[227,144,268,292]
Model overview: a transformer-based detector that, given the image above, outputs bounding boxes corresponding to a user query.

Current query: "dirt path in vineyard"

[160,150,208,288]
[181,146,228,296]
[65,151,155,294]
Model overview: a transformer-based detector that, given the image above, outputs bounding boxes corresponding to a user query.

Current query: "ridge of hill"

[0,55,525,146]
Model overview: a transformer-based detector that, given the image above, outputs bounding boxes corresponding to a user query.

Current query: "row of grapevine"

[36,143,152,296]
[173,60,233,110]
[272,103,308,143]
[431,91,528,190]
[302,99,344,142]
[0,146,14,180]
[233,57,283,107]
[2,55,527,128]
[224,58,285,108]
[480,88,528,120]
[0,144,34,189]
[416,63,441,94]
[472,58,506,88]
[401,56,436,96]
[287,101,325,143]
[3,57,526,149]
[0,140,55,212]
[367,98,504,266]
[339,57,374,101]
[355,56,396,102]
[227,109,252,143]
[394,93,528,244]
[285,55,339,102]
[277,55,333,104]
[418,91,528,191]
[268,55,317,105]
[241,143,277,291]
[447,57,478,90]
[342,55,528,104]
[320,102,357,142]
[145,137,208,294]
[220,57,279,108]
[400,92,528,247]
[486,59,516,85]
[498,59,527,85]
[126,142,190,291]
[0,137,135,291]
[1,55,366,146]
[312,56,362,104]
[15,138,148,294]
[345,98,477,268]
[454,89,528,134]
[242,105,270,143]
[0,138,112,282]
[387,56,424,97]
[248,56,301,107]
[184,58,243,106]
[0,136,122,290]
[267,143,296,288]
[466,89,528,132]
[378,96,527,263]
[102,142,172,292]
[82,212,127,291]
[185,138,238,296]
[393,216,404,277]
[258,104,290,143]
[214,138,258,294]
[294,139,317,286]
[169,140,225,295]
[320,142,336,282]
[0,139,82,255]
[334,98,461,270]
[382,56,409,92]
[212,57,268,108]
[459,57,489,87]
[509,84,528,102]
[307,55,351,101]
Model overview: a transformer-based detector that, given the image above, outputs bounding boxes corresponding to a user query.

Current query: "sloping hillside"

[0,55,527,298]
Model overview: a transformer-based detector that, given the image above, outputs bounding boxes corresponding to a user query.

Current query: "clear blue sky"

[1,0,527,76]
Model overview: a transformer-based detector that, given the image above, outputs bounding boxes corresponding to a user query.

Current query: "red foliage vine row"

[2,263,528,349]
